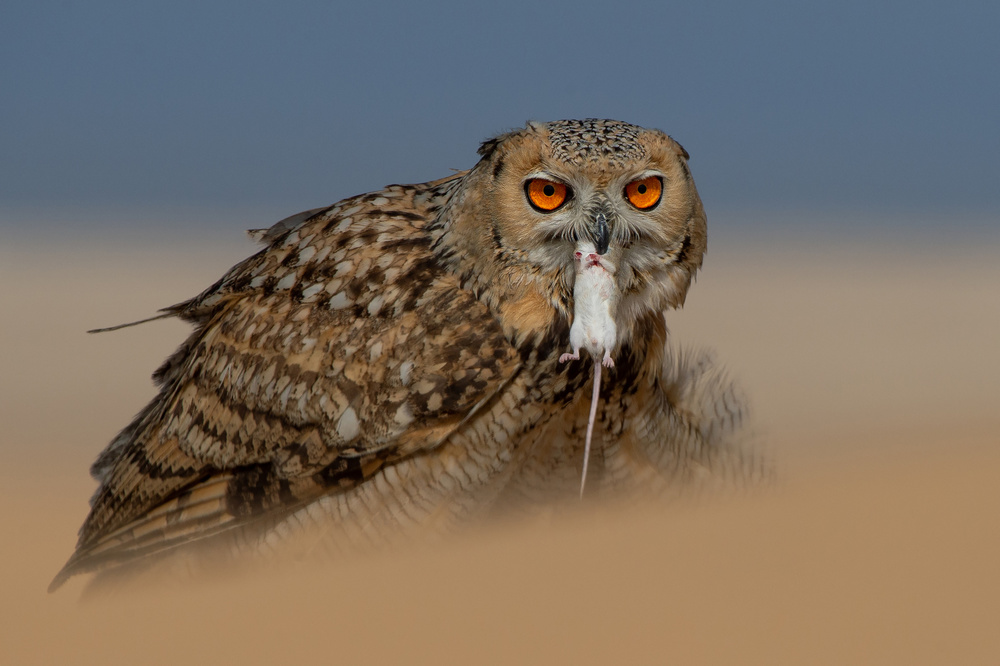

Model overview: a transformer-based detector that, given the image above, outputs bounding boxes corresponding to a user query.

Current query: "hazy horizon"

[4,1,998,229]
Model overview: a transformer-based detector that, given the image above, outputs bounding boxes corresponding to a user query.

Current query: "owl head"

[439,119,707,351]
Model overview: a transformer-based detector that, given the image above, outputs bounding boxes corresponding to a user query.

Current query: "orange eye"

[525,179,569,211]
[624,176,662,210]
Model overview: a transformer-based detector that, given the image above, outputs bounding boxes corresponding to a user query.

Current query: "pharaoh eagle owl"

[51,119,758,590]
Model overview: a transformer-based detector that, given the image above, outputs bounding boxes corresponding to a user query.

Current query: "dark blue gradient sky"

[3,1,998,233]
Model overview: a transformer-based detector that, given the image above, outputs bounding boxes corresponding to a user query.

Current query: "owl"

[50,119,760,591]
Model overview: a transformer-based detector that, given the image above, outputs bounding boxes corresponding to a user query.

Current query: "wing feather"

[52,177,522,588]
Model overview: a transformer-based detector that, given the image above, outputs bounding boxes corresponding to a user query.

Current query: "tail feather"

[48,473,235,592]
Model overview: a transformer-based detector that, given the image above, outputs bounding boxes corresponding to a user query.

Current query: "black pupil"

[543,184,555,197]
[637,183,647,194]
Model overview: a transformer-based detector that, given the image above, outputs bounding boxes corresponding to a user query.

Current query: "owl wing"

[51,182,522,588]
[600,343,770,496]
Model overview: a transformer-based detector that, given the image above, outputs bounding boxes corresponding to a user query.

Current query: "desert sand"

[1,220,998,664]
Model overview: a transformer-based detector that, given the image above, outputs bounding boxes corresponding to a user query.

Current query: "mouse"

[559,243,618,497]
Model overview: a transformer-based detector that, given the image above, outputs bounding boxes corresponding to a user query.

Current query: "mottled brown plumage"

[51,119,763,591]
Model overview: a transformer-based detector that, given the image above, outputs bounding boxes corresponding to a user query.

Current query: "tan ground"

[2,223,998,664]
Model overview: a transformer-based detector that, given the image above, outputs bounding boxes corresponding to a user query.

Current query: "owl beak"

[593,212,610,255]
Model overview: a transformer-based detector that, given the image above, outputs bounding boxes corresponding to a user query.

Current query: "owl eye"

[525,178,570,212]
[624,176,662,210]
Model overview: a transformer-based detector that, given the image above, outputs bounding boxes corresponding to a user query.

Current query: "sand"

[2,224,998,664]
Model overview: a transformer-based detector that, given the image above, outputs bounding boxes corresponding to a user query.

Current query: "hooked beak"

[593,212,610,255]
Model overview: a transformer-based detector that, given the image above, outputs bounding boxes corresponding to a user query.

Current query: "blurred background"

[3,0,998,236]
[2,2,998,663]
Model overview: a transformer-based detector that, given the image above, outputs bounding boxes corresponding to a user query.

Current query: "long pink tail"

[580,361,602,498]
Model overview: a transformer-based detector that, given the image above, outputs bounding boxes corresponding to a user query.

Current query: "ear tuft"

[670,137,690,161]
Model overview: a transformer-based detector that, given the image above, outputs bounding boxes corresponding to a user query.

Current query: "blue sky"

[3,1,997,233]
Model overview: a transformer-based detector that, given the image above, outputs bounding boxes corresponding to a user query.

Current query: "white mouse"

[559,243,618,497]
[559,247,617,368]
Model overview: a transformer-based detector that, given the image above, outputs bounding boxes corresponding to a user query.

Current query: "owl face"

[474,119,707,327]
